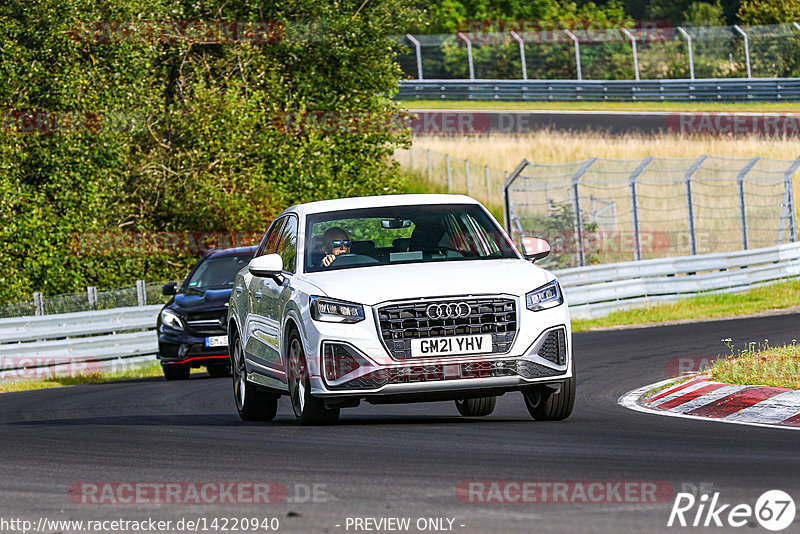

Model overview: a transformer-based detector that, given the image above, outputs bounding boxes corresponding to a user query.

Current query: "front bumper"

[301,293,572,399]
[158,330,229,367]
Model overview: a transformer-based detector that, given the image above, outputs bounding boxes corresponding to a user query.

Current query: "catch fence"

[504,156,800,268]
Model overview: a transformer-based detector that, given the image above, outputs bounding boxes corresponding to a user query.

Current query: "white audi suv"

[227,194,574,424]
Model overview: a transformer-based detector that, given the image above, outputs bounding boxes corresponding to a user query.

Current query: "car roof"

[282,194,481,218]
[204,245,258,258]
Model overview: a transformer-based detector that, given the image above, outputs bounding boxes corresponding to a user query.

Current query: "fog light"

[322,343,370,381]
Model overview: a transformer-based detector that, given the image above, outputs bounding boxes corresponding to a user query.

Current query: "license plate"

[205,335,228,348]
[410,334,492,357]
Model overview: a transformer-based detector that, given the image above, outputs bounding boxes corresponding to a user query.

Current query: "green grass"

[708,341,800,389]
[572,278,800,332]
[402,100,800,112]
[0,360,208,394]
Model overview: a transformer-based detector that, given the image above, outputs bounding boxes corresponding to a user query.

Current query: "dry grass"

[412,130,800,170]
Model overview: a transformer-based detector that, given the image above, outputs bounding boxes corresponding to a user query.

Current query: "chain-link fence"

[0,281,176,318]
[395,146,508,209]
[396,23,800,81]
[504,156,800,269]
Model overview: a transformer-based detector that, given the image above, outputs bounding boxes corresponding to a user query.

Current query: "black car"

[157,246,257,380]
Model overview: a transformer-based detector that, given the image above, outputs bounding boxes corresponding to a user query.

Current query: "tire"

[231,334,278,422]
[287,329,339,425]
[207,364,231,378]
[455,396,497,417]
[523,373,575,421]
[162,364,190,381]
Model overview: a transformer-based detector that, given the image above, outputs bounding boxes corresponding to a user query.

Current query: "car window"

[304,204,518,273]
[277,216,298,273]
[256,217,286,257]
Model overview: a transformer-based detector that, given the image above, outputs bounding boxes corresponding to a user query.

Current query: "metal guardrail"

[396,78,800,102]
[0,305,161,377]
[556,242,800,319]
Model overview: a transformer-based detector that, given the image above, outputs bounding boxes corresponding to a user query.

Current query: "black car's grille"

[538,328,567,366]
[185,311,228,336]
[327,359,561,390]
[377,298,517,360]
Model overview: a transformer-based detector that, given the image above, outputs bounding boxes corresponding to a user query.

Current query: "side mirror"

[521,237,550,262]
[162,282,178,296]
[249,253,284,278]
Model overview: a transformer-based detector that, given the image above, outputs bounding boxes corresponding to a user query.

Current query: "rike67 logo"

[668,490,796,531]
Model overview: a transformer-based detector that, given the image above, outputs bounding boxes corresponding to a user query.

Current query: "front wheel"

[523,374,575,421]
[231,335,278,421]
[287,330,339,425]
[455,396,497,417]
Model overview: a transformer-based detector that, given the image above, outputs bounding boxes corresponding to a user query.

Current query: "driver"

[321,227,351,267]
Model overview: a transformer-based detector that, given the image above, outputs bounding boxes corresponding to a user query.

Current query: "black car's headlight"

[310,296,365,323]
[160,309,185,331]
[526,280,563,311]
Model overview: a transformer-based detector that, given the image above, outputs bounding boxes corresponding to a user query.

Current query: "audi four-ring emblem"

[426,302,471,319]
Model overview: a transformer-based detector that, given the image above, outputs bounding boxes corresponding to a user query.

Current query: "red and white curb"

[619,375,800,431]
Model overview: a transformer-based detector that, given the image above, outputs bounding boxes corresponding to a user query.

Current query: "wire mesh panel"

[505,156,799,268]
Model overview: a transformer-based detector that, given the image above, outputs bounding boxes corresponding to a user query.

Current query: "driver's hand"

[322,254,337,267]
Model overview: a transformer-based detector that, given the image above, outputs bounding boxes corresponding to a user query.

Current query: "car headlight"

[310,296,365,323]
[526,280,563,311]
[160,309,185,331]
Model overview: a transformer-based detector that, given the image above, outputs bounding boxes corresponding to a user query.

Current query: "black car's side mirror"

[162,282,178,296]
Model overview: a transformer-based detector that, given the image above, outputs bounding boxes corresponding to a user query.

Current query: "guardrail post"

[510,31,527,80]
[87,286,98,308]
[677,27,695,80]
[733,25,752,79]
[684,155,708,255]
[737,156,761,250]
[628,157,653,260]
[570,158,598,266]
[621,28,640,81]
[406,34,423,80]
[457,32,475,80]
[426,149,432,181]
[33,292,44,316]
[564,30,582,80]
[778,157,800,243]
[502,160,531,238]
[465,159,471,196]
[445,154,452,191]
[136,280,147,307]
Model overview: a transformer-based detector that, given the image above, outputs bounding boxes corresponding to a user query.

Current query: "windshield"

[184,254,253,291]
[304,204,518,273]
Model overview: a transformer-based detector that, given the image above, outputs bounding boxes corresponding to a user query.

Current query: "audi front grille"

[376,297,517,360]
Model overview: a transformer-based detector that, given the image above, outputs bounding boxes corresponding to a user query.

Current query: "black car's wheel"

[207,364,231,378]
[523,373,575,421]
[231,335,278,421]
[162,364,189,381]
[287,330,339,425]
[455,396,497,417]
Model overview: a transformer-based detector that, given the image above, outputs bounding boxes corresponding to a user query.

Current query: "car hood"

[302,259,551,306]
[172,288,232,312]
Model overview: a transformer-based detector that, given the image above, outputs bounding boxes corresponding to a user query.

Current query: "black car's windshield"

[304,204,518,272]
[184,254,253,291]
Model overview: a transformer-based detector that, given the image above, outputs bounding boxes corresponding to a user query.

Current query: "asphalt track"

[1,313,799,534]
